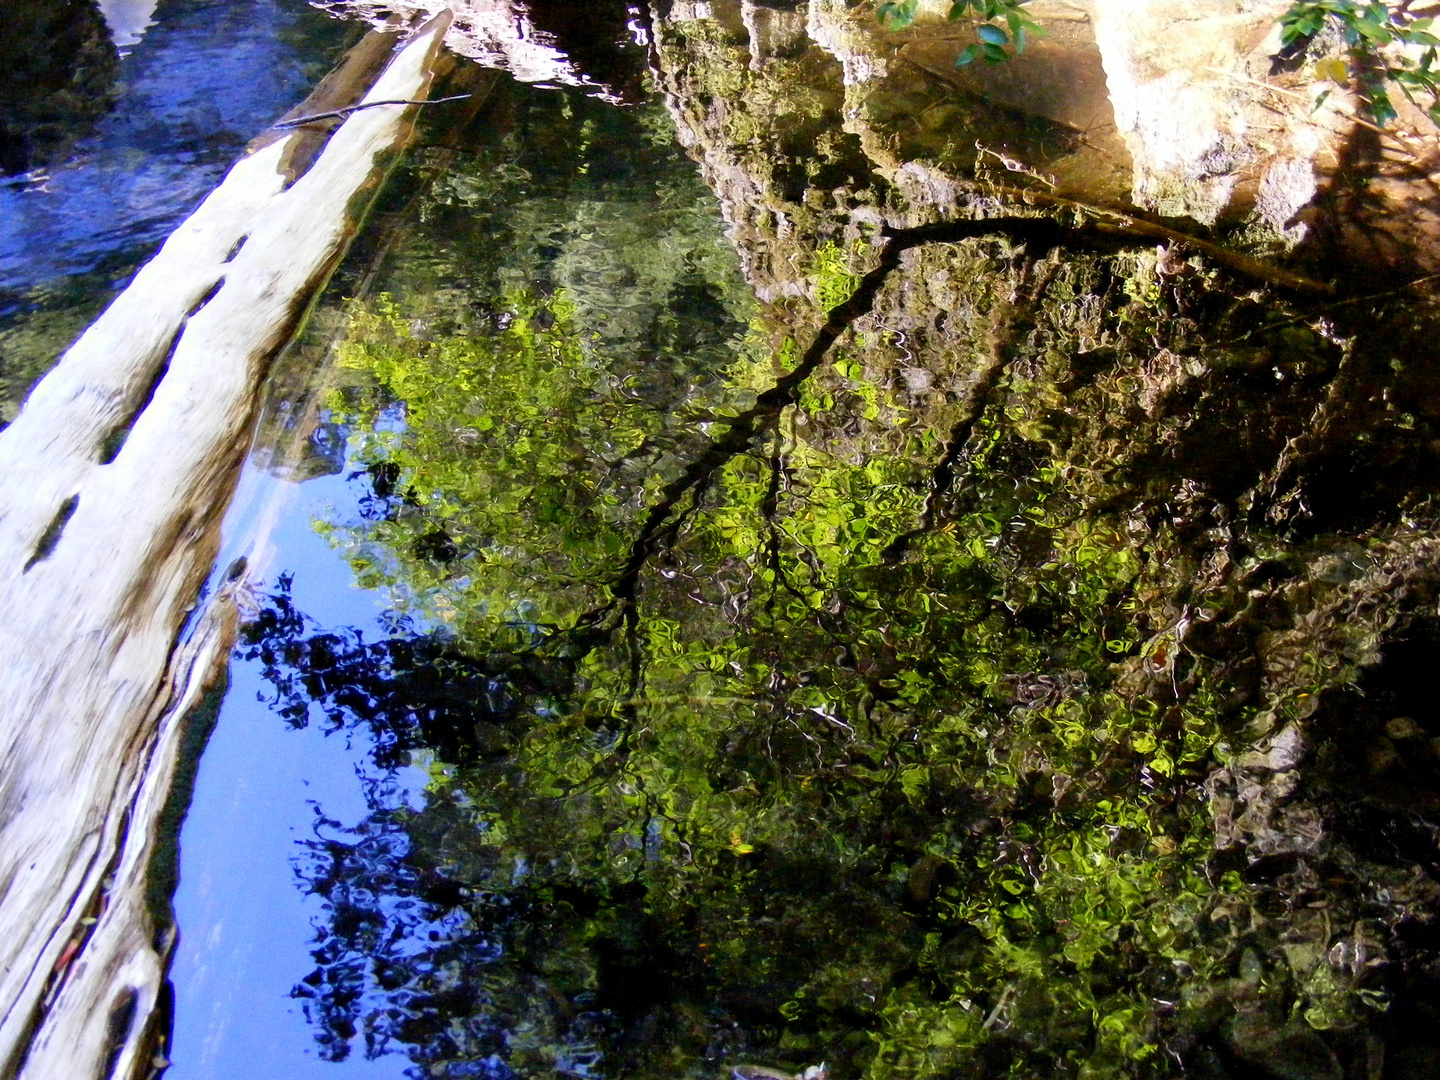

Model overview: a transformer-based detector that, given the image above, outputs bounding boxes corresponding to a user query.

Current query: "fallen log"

[0,13,451,1080]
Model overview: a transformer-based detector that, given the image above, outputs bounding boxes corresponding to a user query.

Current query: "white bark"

[0,13,450,1080]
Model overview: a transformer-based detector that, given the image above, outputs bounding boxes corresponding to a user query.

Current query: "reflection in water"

[45,0,1430,1077]
[0,0,352,422]
[166,466,427,1080]
[207,39,1440,1080]
[98,0,163,53]
[313,0,648,102]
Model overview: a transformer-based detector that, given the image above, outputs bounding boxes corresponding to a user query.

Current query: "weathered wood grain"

[0,13,450,1080]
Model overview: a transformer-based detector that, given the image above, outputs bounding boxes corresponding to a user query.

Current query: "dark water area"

[0,0,118,177]
[0,0,354,422]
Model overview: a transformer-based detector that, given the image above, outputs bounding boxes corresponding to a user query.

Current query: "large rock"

[1092,0,1313,226]
[1092,0,1440,267]
[345,0,1440,269]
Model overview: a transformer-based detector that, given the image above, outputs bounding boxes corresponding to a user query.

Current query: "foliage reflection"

[240,80,1440,1080]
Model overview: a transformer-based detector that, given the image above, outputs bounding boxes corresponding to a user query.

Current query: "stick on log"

[274,91,473,128]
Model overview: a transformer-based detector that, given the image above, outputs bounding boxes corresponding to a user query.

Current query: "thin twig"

[1205,65,1314,102]
[1204,65,1432,151]
[274,93,472,129]
[1220,272,1440,344]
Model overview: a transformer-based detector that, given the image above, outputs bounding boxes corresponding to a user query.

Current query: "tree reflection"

[239,75,1440,1080]
[232,264,1257,1075]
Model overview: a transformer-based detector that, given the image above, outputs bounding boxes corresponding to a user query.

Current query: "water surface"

[174,42,1440,1078]
[13,3,1440,1078]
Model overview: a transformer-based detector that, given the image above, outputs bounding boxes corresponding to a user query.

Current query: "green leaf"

[976,22,1009,45]
[955,43,981,65]
[981,41,1009,61]
[1354,16,1388,41]
[877,0,917,28]
[1368,87,1398,122]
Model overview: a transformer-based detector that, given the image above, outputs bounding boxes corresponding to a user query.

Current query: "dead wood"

[0,14,451,1080]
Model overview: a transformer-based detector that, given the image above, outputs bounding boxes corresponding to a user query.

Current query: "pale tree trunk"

[0,13,451,1080]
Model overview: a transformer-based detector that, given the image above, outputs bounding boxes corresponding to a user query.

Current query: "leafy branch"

[876,0,1041,66]
[1281,0,1440,123]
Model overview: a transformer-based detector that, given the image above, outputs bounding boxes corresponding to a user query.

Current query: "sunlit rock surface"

[1092,0,1310,226]
[1091,0,1440,267]
[345,0,1440,270]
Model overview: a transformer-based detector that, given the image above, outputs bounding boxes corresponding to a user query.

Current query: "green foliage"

[1281,0,1440,123]
[280,226,1440,1076]
[323,291,643,636]
[810,240,866,311]
[876,0,1040,65]
[305,266,1282,1079]
[265,67,1440,1080]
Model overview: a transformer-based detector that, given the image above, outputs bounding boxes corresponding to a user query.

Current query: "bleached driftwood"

[0,13,450,1080]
